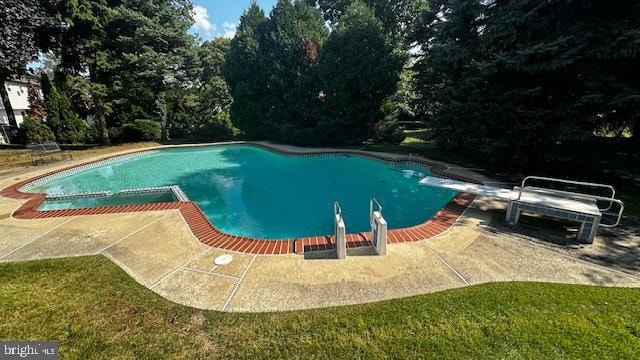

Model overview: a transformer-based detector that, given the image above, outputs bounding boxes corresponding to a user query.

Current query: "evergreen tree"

[26,83,47,122]
[198,38,233,120]
[309,1,404,144]
[44,0,196,144]
[41,74,87,144]
[224,3,267,138]
[19,117,56,144]
[309,0,428,41]
[412,0,640,164]
[225,1,328,141]
[258,0,328,141]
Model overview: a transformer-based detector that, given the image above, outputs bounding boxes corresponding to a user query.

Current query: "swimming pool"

[25,145,457,239]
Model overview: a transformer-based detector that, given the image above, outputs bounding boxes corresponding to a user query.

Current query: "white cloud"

[192,5,215,33]
[221,22,237,39]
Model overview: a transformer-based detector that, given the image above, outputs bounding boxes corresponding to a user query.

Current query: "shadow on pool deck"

[476,198,640,277]
[1,143,639,312]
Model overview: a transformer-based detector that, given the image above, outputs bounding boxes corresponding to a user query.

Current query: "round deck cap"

[214,254,233,266]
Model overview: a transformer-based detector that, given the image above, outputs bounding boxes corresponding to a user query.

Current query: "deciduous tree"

[0,0,52,126]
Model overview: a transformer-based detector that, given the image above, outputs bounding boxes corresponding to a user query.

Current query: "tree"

[372,99,406,144]
[42,0,114,144]
[225,1,329,141]
[102,0,195,127]
[0,0,52,126]
[257,0,329,141]
[66,74,111,145]
[308,1,404,144]
[197,38,233,121]
[19,117,56,143]
[41,74,87,144]
[44,0,196,144]
[224,3,268,138]
[412,0,640,164]
[309,0,428,41]
[25,83,47,122]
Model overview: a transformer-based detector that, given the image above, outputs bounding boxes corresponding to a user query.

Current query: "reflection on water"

[31,146,457,239]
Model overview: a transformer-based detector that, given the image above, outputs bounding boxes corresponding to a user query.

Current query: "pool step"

[295,233,373,255]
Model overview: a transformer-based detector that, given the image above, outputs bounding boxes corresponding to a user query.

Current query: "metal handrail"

[370,197,382,226]
[599,198,625,228]
[519,176,617,211]
[334,201,342,222]
[517,176,625,227]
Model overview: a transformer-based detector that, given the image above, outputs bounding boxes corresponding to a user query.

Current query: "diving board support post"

[334,201,346,259]
[506,201,602,243]
[370,198,387,256]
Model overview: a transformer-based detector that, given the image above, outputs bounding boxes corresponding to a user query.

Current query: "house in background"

[0,77,42,143]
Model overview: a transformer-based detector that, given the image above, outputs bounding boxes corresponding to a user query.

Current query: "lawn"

[1,256,639,359]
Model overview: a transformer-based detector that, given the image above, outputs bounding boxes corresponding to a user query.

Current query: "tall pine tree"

[225,0,328,141]
[224,3,267,139]
[41,74,87,144]
[412,0,640,164]
[308,1,404,145]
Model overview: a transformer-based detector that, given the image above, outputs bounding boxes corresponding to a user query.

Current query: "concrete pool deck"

[1,143,639,312]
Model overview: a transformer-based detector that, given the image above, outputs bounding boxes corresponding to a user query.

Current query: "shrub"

[108,127,123,143]
[121,119,161,142]
[192,113,238,142]
[19,117,56,144]
[371,100,406,144]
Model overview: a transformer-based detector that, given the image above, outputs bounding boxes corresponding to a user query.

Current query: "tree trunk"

[87,66,110,146]
[0,78,17,127]
[94,95,110,145]
[156,92,168,141]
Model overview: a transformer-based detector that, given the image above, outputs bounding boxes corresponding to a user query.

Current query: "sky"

[190,0,278,40]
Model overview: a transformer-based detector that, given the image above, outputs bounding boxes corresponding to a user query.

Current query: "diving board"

[419,176,514,201]
[419,176,624,244]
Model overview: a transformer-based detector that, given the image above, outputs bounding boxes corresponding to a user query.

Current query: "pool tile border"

[0,143,478,255]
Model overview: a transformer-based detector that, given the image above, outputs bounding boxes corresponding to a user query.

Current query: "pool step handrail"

[334,201,346,259]
[370,197,387,256]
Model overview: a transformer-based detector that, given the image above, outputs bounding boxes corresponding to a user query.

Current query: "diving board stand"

[419,176,624,244]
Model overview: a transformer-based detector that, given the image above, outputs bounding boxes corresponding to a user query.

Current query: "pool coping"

[0,142,478,255]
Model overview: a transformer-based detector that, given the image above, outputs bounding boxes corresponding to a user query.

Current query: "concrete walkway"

[1,143,639,312]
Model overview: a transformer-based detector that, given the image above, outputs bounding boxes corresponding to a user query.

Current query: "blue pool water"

[28,146,457,239]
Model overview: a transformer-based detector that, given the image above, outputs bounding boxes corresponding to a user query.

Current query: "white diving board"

[419,176,601,215]
[419,176,514,201]
[419,175,624,243]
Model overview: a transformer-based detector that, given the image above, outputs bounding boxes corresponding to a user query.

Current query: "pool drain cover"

[214,254,233,266]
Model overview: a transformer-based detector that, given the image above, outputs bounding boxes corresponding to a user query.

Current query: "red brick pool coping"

[0,143,477,255]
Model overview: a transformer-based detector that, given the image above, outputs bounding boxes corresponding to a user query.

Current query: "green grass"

[1,256,639,359]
